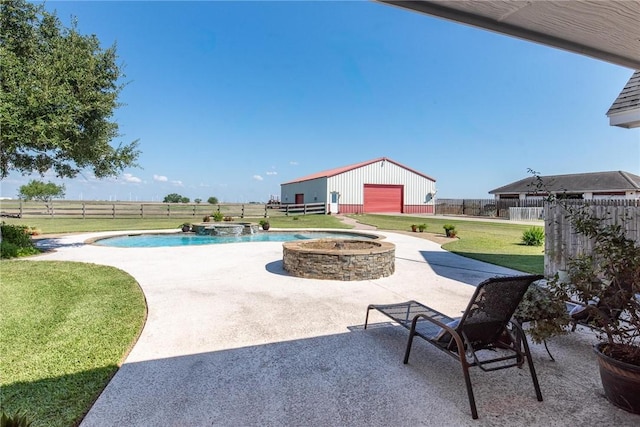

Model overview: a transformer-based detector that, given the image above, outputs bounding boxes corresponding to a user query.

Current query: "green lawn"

[350,214,544,274]
[0,261,146,426]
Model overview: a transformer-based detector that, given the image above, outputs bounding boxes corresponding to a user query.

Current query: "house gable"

[607,70,640,129]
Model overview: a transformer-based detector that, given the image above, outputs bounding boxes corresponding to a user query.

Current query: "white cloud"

[171,180,183,186]
[123,173,142,183]
[289,161,299,165]
[266,171,278,176]
[153,174,168,182]
[253,175,264,181]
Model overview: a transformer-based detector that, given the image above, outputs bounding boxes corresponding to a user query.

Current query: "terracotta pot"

[594,342,640,414]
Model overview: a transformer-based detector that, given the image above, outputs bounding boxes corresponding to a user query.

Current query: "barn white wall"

[281,178,328,204]
[327,159,435,205]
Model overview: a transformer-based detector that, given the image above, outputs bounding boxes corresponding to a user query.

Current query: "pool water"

[94,231,373,248]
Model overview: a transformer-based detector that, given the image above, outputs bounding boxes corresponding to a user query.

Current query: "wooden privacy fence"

[544,201,640,277]
[509,207,544,221]
[435,199,545,219]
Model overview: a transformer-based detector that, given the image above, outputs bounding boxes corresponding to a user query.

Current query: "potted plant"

[259,219,270,231]
[180,222,192,232]
[524,200,640,414]
[443,224,457,237]
[212,211,224,222]
[410,224,418,232]
[418,224,427,232]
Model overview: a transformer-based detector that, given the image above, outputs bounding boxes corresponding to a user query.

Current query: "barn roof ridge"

[281,157,436,185]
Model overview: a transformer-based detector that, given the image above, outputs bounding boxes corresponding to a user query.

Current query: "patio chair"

[364,274,544,419]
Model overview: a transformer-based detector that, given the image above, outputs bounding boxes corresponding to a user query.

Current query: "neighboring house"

[280,157,436,214]
[607,70,640,129]
[489,171,640,201]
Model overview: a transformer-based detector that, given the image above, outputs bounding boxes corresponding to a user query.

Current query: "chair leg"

[403,329,416,364]
[364,306,372,329]
[405,321,479,419]
[460,357,479,419]
[511,321,543,401]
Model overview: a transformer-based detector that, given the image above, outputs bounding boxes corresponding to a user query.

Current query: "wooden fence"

[435,198,545,219]
[0,200,326,219]
[544,201,640,277]
[509,207,544,221]
[279,202,326,216]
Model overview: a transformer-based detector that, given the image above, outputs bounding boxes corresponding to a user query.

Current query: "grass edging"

[0,261,147,426]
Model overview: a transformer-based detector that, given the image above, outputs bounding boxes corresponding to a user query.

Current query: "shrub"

[1,240,19,258]
[521,226,545,246]
[1,223,32,247]
[211,211,224,222]
[0,223,39,259]
[418,224,427,232]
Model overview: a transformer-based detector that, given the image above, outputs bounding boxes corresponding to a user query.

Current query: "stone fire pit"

[282,238,395,281]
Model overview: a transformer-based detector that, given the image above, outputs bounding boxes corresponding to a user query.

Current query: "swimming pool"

[94,231,376,248]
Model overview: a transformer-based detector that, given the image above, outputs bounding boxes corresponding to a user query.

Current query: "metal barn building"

[280,157,436,214]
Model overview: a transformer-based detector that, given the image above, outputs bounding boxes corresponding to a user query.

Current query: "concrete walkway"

[32,230,638,426]
[334,214,377,230]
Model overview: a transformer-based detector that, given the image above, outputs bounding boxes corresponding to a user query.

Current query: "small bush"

[418,224,427,232]
[1,240,19,258]
[1,223,32,247]
[0,223,39,259]
[521,226,545,246]
[211,211,224,222]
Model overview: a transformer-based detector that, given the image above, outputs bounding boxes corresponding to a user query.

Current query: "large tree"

[0,0,139,179]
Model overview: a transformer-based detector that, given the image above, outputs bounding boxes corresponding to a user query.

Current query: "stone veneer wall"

[282,239,395,281]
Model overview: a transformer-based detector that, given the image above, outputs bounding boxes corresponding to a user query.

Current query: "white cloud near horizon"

[153,174,168,182]
[289,161,298,165]
[123,173,142,183]
[253,175,264,181]
[266,171,277,175]
[171,180,183,186]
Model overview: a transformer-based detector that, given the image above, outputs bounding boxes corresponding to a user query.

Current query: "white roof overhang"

[377,1,640,69]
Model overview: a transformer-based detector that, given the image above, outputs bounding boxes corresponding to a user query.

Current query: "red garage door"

[363,184,403,213]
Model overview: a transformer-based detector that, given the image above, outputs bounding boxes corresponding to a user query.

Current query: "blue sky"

[2,1,638,202]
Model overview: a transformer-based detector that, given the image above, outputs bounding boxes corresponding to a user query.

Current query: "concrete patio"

[35,229,638,426]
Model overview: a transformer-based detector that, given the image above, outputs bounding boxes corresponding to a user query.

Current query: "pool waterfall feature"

[192,222,259,236]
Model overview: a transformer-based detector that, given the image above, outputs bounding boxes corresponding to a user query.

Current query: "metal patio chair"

[364,274,544,419]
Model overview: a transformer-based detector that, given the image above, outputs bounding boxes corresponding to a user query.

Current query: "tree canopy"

[18,179,65,202]
[0,0,139,179]
[163,193,189,203]
[207,196,219,205]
